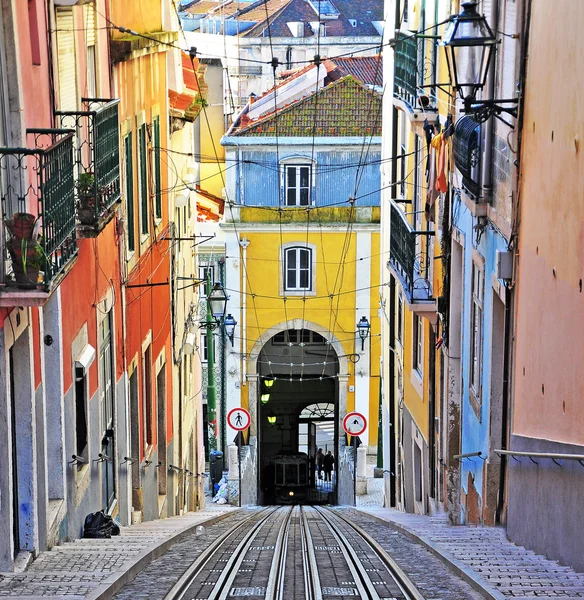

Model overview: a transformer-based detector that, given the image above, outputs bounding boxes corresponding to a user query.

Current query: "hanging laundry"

[425,145,439,223]
[436,135,448,194]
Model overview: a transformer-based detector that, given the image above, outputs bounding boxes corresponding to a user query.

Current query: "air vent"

[348,19,357,27]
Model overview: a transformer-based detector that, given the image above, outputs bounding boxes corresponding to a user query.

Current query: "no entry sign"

[227,407,251,431]
[343,412,367,437]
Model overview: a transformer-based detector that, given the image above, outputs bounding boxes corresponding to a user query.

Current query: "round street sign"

[227,407,251,431]
[343,411,367,437]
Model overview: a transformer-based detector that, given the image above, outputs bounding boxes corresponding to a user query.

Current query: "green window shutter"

[125,133,135,251]
[153,117,162,219]
[139,124,148,235]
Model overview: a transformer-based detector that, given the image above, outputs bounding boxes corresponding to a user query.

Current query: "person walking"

[315,448,324,480]
[323,450,335,482]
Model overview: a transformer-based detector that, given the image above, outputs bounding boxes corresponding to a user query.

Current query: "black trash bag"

[83,511,116,539]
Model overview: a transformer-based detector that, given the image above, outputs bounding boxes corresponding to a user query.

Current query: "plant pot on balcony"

[7,239,44,288]
[77,200,99,225]
[4,212,37,240]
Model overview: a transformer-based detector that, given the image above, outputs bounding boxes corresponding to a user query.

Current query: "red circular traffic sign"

[227,408,251,431]
[343,412,367,436]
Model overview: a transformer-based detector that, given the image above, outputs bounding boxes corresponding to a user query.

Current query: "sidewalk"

[359,506,584,599]
[0,505,238,599]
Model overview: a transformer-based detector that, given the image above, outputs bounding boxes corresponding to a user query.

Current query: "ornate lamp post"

[442,1,518,122]
[357,316,371,351]
[205,278,228,452]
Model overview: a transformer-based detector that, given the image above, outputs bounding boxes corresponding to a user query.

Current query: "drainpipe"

[481,0,499,201]
[239,237,250,385]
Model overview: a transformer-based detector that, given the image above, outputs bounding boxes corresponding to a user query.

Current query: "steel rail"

[163,507,277,600]
[313,506,380,600]
[320,507,426,600]
[301,506,324,600]
[298,506,316,600]
[214,507,288,600]
[265,506,294,599]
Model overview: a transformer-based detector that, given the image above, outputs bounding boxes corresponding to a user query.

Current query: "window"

[397,293,403,344]
[124,134,135,251]
[198,265,215,296]
[201,332,216,362]
[28,0,41,65]
[470,263,484,399]
[142,345,153,449]
[139,123,148,235]
[153,117,162,219]
[74,373,88,468]
[272,329,326,345]
[284,246,312,291]
[412,313,423,374]
[86,45,96,97]
[285,164,311,206]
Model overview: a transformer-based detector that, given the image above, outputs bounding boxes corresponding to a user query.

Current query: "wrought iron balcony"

[388,201,435,310]
[56,98,121,237]
[0,129,77,304]
[393,32,438,112]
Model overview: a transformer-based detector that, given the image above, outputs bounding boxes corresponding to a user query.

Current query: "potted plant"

[7,237,46,287]
[4,212,37,240]
[76,172,105,224]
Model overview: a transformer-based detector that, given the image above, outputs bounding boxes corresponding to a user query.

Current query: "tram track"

[163,505,425,600]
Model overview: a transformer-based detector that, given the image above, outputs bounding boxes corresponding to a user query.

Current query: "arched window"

[284,246,312,291]
[280,157,315,206]
[299,403,335,419]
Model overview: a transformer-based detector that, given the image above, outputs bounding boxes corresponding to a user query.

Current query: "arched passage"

[247,319,350,505]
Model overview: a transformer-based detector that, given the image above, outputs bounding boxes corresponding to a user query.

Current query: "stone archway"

[245,319,350,505]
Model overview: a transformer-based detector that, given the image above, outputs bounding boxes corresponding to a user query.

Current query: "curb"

[86,509,240,600]
[356,509,506,600]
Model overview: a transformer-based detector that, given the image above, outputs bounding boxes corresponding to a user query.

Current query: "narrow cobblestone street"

[2,478,584,600]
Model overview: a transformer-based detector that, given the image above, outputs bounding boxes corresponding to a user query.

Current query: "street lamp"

[442,1,517,122]
[204,277,228,453]
[208,282,228,323]
[260,393,270,404]
[223,313,237,345]
[267,415,277,425]
[357,316,370,351]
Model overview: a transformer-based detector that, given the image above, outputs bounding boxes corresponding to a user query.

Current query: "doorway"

[99,313,116,512]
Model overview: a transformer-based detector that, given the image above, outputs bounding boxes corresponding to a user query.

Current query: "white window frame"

[198,265,215,297]
[412,313,423,375]
[282,246,313,295]
[201,332,216,363]
[280,158,314,206]
[470,260,484,402]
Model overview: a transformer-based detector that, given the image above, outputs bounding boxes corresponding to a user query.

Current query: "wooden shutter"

[56,9,77,111]
[83,3,96,46]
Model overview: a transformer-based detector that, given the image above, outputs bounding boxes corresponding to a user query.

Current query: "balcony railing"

[0,129,77,298]
[388,202,434,305]
[230,65,263,76]
[393,32,438,111]
[56,98,121,236]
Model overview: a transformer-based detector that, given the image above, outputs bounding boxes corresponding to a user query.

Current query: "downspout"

[480,0,500,201]
[496,0,532,525]
[239,237,250,386]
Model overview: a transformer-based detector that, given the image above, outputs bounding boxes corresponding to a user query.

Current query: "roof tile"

[231,75,382,137]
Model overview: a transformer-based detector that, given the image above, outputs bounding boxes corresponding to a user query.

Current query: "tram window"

[299,462,307,484]
[285,464,296,484]
[275,463,284,485]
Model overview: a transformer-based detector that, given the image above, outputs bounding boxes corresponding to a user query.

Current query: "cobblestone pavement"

[359,507,584,599]
[0,505,238,599]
